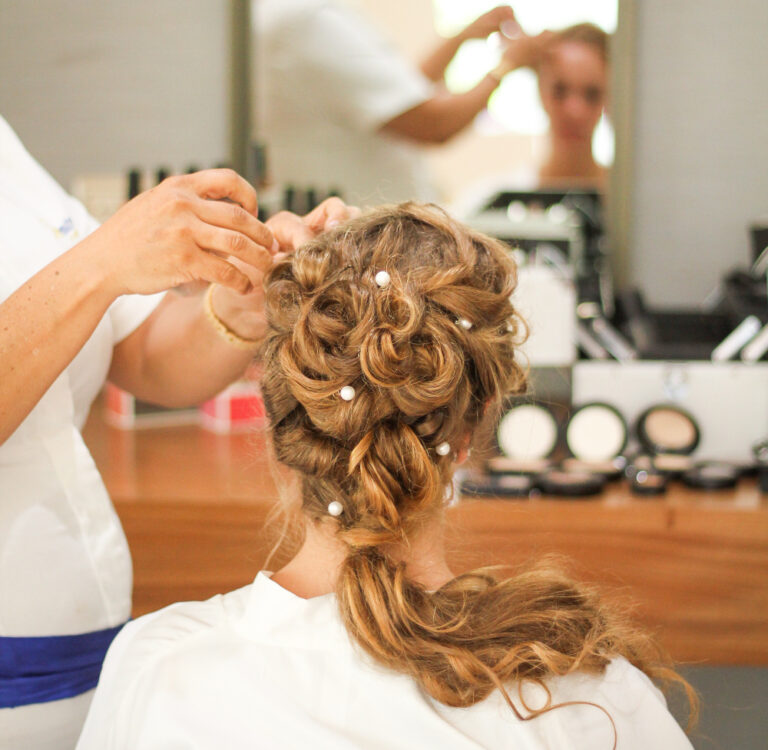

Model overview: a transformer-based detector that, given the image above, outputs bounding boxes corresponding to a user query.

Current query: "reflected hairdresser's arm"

[108,198,359,407]
[419,5,518,82]
[381,75,502,144]
[0,170,271,446]
[389,29,553,145]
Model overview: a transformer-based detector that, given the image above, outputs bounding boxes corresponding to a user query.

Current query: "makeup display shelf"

[84,400,768,667]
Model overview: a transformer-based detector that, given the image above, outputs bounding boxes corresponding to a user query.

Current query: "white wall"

[0,1,230,190]
[629,0,768,306]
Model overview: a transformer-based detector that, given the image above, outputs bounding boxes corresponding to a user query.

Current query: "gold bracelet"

[203,284,262,351]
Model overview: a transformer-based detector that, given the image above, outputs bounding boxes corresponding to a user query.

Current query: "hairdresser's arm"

[420,5,518,82]
[0,170,271,446]
[108,198,359,407]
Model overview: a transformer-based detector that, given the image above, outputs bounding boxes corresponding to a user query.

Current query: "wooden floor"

[82,408,768,667]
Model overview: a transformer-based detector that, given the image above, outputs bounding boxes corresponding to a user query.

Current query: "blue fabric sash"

[0,623,125,708]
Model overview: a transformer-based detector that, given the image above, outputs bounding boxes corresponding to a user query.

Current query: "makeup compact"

[562,402,628,478]
[630,469,669,496]
[682,461,741,491]
[636,404,700,456]
[495,403,560,474]
[560,456,626,479]
[488,456,551,475]
[535,469,606,498]
[460,470,535,498]
[652,453,695,477]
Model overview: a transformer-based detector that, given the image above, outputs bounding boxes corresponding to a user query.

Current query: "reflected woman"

[504,23,610,189]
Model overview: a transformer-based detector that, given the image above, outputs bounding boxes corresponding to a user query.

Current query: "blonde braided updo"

[263,202,524,547]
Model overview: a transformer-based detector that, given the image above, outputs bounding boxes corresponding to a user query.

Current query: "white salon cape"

[77,571,694,750]
[255,0,438,206]
[0,116,161,749]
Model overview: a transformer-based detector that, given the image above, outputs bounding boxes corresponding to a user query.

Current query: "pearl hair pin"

[374,270,391,288]
[436,442,451,456]
[339,385,356,401]
[328,501,344,517]
[457,318,473,331]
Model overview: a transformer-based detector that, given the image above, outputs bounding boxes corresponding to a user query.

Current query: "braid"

[261,203,697,736]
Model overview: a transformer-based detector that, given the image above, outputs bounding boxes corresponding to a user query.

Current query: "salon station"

[1,1,767,749]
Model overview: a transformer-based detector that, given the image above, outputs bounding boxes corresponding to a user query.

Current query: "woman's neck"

[271,514,454,599]
[539,135,604,186]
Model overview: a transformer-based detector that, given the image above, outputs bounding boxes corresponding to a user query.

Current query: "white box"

[572,361,768,462]
[513,266,576,367]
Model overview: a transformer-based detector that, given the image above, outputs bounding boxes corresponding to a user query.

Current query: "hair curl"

[261,203,695,742]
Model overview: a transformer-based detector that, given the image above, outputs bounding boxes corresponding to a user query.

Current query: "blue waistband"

[0,623,126,708]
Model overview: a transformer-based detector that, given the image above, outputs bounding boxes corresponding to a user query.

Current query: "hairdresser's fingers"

[266,210,315,253]
[193,220,274,273]
[193,198,277,253]
[183,168,259,216]
[194,254,252,294]
[304,197,360,232]
[461,6,518,41]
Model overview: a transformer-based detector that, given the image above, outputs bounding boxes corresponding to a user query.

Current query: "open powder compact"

[630,469,669,496]
[652,453,695,477]
[494,403,560,475]
[460,470,534,498]
[562,402,628,478]
[682,461,740,490]
[636,404,700,456]
[535,469,605,498]
[487,456,551,474]
[624,453,656,482]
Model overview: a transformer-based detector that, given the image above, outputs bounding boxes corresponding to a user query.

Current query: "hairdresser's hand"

[269,197,361,257]
[210,198,361,340]
[502,30,555,71]
[78,169,276,299]
[458,6,519,42]
[304,196,361,235]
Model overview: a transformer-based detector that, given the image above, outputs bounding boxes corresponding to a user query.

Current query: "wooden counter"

[83,411,768,666]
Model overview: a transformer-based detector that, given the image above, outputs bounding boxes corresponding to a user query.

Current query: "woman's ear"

[455,432,472,465]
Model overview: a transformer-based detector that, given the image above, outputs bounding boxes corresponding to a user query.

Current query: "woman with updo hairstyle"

[77,204,695,750]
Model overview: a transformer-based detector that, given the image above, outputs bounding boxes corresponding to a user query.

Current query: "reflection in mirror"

[433,0,616,197]
[253,0,618,212]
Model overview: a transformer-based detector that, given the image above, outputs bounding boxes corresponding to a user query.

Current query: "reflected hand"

[458,6,519,42]
[502,30,555,71]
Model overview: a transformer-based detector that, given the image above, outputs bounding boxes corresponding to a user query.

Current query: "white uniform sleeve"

[273,1,435,131]
[107,292,164,345]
